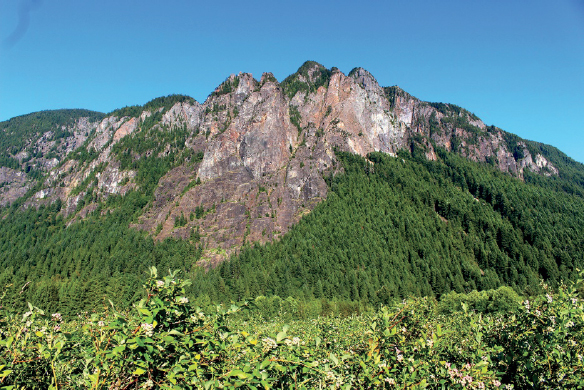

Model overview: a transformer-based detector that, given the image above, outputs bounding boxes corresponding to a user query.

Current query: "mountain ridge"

[0,61,581,266]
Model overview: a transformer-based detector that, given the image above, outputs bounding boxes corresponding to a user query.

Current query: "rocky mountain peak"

[234,72,258,96]
[260,72,278,85]
[212,73,257,101]
[348,67,382,94]
[0,61,566,265]
[296,61,327,81]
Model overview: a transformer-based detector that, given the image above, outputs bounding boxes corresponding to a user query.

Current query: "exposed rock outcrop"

[0,62,560,264]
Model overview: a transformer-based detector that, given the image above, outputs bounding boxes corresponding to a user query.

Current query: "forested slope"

[0,63,570,265]
[0,109,105,175]
[191,150,584,303]
[2,147,583,314]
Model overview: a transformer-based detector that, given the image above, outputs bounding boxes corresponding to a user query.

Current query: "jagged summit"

[0,61,574,265]
[210,73,258,99]
[259,72,278,85]
[295,60,327,75]
[281,61,332,99]
[348,67,381,90]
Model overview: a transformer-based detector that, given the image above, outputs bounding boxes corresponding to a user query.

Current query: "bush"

[1,270,583,389]
[438,286,522,314]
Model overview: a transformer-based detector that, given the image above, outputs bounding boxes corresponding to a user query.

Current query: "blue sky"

[1,0,583,162]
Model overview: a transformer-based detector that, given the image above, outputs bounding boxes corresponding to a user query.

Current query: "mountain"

[0,109,105,204]
[192,149,584,303]
[1,62,576,260]
[1,61,583,313]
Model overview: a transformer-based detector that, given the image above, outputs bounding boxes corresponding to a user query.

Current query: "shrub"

[1,271,582,389]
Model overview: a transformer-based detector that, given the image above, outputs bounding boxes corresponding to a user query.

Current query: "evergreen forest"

[1,147,583,316]
[2,61,584,387]
[2,142,584,388]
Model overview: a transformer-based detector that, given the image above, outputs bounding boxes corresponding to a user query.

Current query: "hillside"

[192,150,584,303]
[0,109,105,204]
[1,61,584,313]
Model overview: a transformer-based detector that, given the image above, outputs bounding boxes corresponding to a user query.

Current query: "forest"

[0,267,582,388]
[1,143,584,388]
[0,147,583,317]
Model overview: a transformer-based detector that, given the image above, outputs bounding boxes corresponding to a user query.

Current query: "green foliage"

[193,149,584,303]
[68,146,99,164]
[501,130,530,161]
[0,268,238,388]
[428,112,441,137]
[180,153,204,196]
[260,73,278,86]
[181,176,202,195]
[384,86,416,109]
[0,155,22,171]
[109,104,142,118]
[440,114,483,137]
[409,133,428,159]
[211,76,240,97]
[190,226,201,242]
[476,125,584,199]
[428,102,480,121]
[111,114,194,196]
[281,61,332,99]
[192,151,205,164]
[2,140,584,325]
[513,136,584,198]
[0,109,105,176]
[174,213,187,228]
[193,205,204,219]
[69,162,107,196]
[1,269,583,389]
[109,95,195,118]
[289,105,303,135]
[437,286,522,314]
[421,102,484,146]
[490,278,584,388]
[0,193,200,315]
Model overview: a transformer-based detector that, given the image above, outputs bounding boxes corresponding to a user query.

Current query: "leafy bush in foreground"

[1,269,583,389]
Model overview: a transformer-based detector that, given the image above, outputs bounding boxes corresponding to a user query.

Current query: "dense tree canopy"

[192,149,584,303]
[1,147,583,314]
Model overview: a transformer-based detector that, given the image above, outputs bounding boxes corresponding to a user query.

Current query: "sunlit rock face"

[1,61,558,265]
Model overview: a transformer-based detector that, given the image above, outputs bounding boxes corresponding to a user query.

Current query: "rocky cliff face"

[0,61,559,265]
[0,112,101,207]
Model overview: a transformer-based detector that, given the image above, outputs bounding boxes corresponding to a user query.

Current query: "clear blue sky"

[1,0,583,162]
